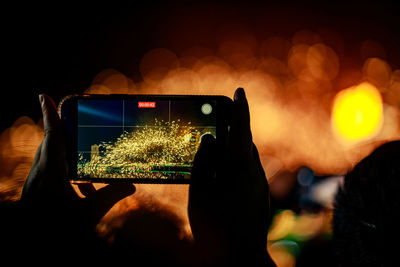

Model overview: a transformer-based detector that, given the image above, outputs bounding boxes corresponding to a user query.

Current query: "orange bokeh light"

[331,82,384,143]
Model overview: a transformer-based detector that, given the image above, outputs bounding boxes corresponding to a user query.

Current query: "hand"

[189,88,275,265]
[21,94,135,239]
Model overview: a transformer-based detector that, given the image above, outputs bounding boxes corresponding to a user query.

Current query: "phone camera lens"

[201,103,212,115]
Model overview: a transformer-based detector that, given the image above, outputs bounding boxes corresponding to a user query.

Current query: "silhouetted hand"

[20,94,135,253]
[189,88,275,266]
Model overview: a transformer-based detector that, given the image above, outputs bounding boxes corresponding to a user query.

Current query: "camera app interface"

[77,99,217,180]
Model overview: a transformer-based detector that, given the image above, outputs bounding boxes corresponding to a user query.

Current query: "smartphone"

[59,94,232,183]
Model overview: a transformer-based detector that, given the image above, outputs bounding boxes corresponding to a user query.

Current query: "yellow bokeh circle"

[332,82,384,143]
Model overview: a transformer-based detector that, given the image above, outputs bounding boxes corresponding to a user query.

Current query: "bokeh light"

[331,82,384,144]
[268,240,298,267]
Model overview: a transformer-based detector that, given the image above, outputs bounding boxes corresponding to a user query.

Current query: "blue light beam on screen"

[78,104,122,123]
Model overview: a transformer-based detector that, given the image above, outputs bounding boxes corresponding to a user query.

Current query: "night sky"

[2,1,400,131]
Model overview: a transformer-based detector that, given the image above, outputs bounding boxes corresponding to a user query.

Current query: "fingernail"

[234,87,245,101]
[39,94,44,106]
[199,134,215,149]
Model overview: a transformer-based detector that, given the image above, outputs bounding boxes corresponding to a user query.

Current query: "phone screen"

[76,99,217,181]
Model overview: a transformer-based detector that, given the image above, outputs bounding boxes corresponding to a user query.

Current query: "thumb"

[229,88,253,159]
[40,94,61,138]
[189,134,217,211]
[190,134,217,188]
[39,94,64,159]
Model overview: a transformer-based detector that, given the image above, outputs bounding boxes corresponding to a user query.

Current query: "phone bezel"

[59,94,232,184]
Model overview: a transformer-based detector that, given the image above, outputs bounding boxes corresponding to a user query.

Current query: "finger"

[250,143,272,229]
[188,134,219,238]
[83,183,136,225]
[32,142,43,167]
[39,94,65,165]
[250,143,270,200]
[87,183,136,205]
[229,88,252,157]
[77,183,97,197]
[40,94,61,138]
[189,134,217,213]
[190,134,217,188]
[251,143,267,180]
[22,142,43,200]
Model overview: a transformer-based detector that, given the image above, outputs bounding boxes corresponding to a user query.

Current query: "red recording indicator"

[138,101,156,108]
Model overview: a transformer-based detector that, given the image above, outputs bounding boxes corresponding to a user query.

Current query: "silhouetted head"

[333,140,400,266]
[109,202,196,266]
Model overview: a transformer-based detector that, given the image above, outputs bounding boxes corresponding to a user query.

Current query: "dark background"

[2,0,400,131]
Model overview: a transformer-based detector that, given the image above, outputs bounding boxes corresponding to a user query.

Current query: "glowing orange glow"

[360,40,387,61]
[332,82,384,143]
[307,43,339,81]
[0,117,43,201]
[363,57,392,89]
[267,242,296,267]
[268,210,296,241]
[267,210,326,242]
